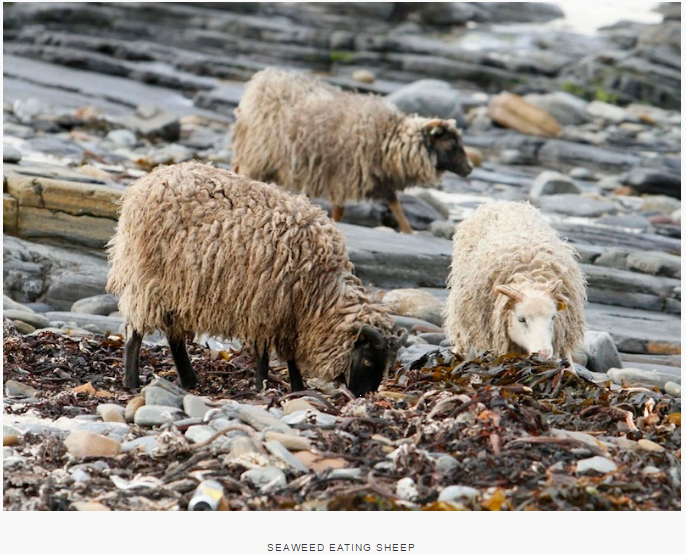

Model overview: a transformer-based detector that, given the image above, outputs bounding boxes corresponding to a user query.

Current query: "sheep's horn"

[494,285,523,303]
[360,325,386,349]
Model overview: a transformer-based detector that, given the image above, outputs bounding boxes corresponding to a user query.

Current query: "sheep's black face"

[423,120,472,178]
[347,325,393,397]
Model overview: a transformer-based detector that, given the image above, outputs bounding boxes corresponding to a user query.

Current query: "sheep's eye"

[517,317,526,324]
[363,359,372,367]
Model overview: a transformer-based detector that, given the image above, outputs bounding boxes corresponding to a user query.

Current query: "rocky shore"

[2,2,681,510]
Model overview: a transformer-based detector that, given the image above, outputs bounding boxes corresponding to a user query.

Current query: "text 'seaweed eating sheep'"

[444,201,587,365]
[232,68,473,234]
[107,161,403,396]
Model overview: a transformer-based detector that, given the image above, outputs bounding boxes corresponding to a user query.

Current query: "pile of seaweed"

[3,322,681,511]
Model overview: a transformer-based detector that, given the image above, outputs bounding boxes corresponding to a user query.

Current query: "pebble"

[569,167,591,180]
[351,69,375,84]
[264,440,310,473]
[96,404,126,423]
[241,466,287,492]
[184,424,231,447]
[434,454,459,474]
[637,439,665,453]
[416,332,446,345]
[3,295,34,313]
[121,436,158,454]
[173,417,204,430]
[12,320,36,334]
[396,477,420,502]
[71,501,111,511]
[282,398,316,415]
[3,309,49,329]
[64,430,122,458]
[576,456,617,474]
[125,396,145,423]
[294,450,347,473]
[583,331,622,373]
[664,382,681,398]
[607,367,679,390]
[586,101,633,124]
[3,144,22,163]
[597,175,623,191]
[262,431,311,451]
[640,195,681,215]
[530,170,580,200]
[382,288,444,327]
[438,485,480,503]
[227,436,260,458]
[133,405,185,426]
[144,386,184,410]
[329,468,363,480]
[143,377,188,399]
[538,194,616,218]
[13,97,44,122]
[5,380,39,398]
[626,251,681,279]
[105,129,137,147]
[3,435,20,447]
[183,394,209,418]
[73,421,129,441]
[281,409,337,429]
[224,401,294,434]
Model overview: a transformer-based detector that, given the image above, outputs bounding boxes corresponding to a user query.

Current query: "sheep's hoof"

[179,374,199,390]
[123,375,140,389]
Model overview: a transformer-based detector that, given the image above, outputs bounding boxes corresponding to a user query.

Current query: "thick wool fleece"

[444,201,587,357]
[107,161,394,382]
[232,68,443,204]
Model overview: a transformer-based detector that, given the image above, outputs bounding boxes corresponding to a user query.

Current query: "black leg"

[255,349,269,391]
[124,329,143,388]
[287,359,305,392]
[168,336,198,389]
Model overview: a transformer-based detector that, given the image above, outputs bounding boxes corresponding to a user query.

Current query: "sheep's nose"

[538,349,552,360]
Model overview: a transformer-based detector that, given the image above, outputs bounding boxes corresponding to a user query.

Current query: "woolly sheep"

[232,68,472,234]
[444,201,587,364]
[107,161,403,396]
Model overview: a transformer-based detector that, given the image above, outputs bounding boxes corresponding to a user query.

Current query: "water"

[553,0,662,34]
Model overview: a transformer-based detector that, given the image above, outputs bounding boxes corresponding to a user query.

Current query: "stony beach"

[2,2,681,511]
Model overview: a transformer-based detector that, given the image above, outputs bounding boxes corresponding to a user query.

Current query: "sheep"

[106,160,403,396]
[444,201,587,365]
[232,68,472,234]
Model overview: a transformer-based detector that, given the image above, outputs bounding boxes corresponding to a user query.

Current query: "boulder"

[523,92,589,126]
[583,331,622,373]
[488,92,562,138]
[381,288,444,327]
[530,170,581,200]
[385,80,467,127]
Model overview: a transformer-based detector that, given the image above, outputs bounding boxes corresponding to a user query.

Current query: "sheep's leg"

[564,349,577,375]
[255,349,269,391]
[387,194,413,234]
[169,337,198,389]
[123,329,143,389]
[287,359,305,392]
[331,205,345,222]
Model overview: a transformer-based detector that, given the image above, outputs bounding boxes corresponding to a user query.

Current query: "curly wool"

[107,161,395,382]
[444,201,587,357]
[232,68,441,205]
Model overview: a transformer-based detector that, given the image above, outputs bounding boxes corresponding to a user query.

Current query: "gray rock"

[185,425,231,448]
[144,387,184,410]
[3,144,22,163]
[119,107,180,141]
[569,167,592,180]
[577,456,617,474]
[3,309,49,329]
[71,294,120,316]
[538,195,616,217]
[329,468,363,480]
[133,405,185,426]
[626,251,680,279]
[597,176,623,191]
[121,436,158,454]
[438,485,481,503]
[622,168,681,199]
[24,136,84,158]
[223,401,294,434]
[183,395,209,419]
[105,129,137,147]
[530,170,581,200]
[281,409,337,429]
[583,331,622,373]
[391,315,443,333]
[5,380,39,398]
[172,417,204,429]
[417,332,446,345]
[142,377,188,400]
[44,312,124,335]
[640,195,681,215]
[428,220,455,240]
[607,367,680,389]
[538,140,639,172]
[396,477,419,502]
[597,214,651,229]
[227,436,260,459]
[586,101,633,124]
[524,92,589,126]
[385,80,467,127]
[664,381,681,398]
[499,149,528,165]
[434,455,459,474]
[594,248,630,271]
[13,97,44,123]
[264,440,309,473]
[72,421,129,441]
[241,466,287,491]
[3,296,34,313]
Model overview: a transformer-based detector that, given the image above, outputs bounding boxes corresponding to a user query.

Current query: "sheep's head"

[495,280,568,359]
[346,325,406,396]
[423,119,472,178]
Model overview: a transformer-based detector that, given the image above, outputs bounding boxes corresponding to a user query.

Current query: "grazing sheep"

[232,68,472,234]
[444,201,587,364]
[107,161,402,396]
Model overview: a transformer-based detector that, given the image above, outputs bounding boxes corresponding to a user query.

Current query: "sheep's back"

[108,161,351,349]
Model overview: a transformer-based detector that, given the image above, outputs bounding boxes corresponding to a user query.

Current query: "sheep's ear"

[555,294,569,312]
[423,119,447,138]
[494,285,523,304]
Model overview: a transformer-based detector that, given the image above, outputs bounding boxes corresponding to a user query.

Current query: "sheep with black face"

[232,68,472,233]
[107,161,403,396]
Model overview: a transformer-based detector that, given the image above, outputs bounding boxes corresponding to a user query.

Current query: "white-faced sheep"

[107,161,403,396]
[444,201,587,364]
[232,68,473,234]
